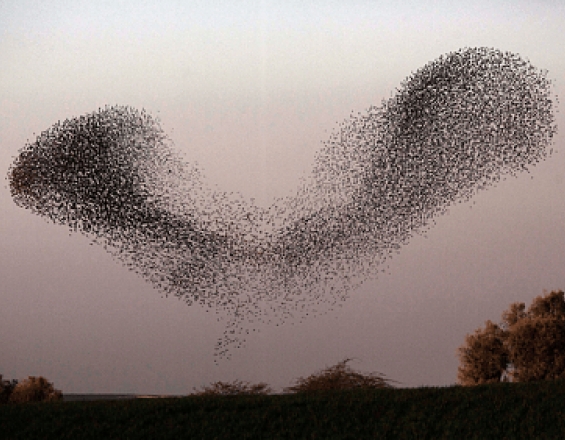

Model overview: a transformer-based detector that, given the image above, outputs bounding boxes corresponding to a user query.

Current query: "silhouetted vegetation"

[3,379,565,439]
[0,375,18,404]
[283,357,402,394]
[186,358,401,398]
[7,291,565,437]
[191,379,273,396]
[0,376,62,405]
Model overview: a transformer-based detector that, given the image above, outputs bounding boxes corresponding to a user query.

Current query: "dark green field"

[2,378,565,439]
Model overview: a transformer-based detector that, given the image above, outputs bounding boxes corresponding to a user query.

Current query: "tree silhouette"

[0,376,18,404]
[283,358,402,394]
[457,290,565,385]
[189,358,401,396]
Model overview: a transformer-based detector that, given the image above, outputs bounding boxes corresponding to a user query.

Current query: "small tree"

[456,290,565,385]
[0,376,19,404]
[191,379,273,396]
[283,358,402,394]
[8,376,63,404]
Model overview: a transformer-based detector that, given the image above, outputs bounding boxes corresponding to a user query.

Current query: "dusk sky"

[2,0,565,395]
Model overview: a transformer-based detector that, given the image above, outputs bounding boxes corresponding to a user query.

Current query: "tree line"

[3,289,565,403]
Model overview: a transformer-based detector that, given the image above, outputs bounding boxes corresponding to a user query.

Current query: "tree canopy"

[457,290,565,385]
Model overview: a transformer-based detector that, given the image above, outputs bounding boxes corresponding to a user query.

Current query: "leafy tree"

[8,376,63,404]
[502,290,565,382]
[0,376,19,404]
[456,320,510,386]
[457,290,565,385]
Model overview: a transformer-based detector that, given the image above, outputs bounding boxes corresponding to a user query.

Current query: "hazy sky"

[1,0,565,395]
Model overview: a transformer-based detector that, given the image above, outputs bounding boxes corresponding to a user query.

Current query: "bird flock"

[8,47,557,361]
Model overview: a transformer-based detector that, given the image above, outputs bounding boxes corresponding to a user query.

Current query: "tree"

[8,376,63,403]
[0,376,19,404]
[456,290,565,385]
[456,320,510,386]
[502,290,565,382]
[283,358,402,394]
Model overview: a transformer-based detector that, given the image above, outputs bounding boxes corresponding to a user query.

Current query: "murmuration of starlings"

[8,47,557,361]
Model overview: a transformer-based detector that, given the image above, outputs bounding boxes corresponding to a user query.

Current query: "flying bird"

[8,47,557,361]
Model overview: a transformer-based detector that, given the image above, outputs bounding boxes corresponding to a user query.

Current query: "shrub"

[8,376,63,404]
[0,375,19,404]
[191,379,273,396]
[283,358,402,394]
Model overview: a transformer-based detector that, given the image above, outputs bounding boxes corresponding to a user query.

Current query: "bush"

[0,375,19,404]
[283,358,402,394]
[8,376,63,404]
[191,379,273,396]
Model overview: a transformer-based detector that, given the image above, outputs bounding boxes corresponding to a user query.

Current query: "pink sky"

[1,0,565,394]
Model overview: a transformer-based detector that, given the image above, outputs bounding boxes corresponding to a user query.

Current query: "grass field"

[2,377,565,439]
